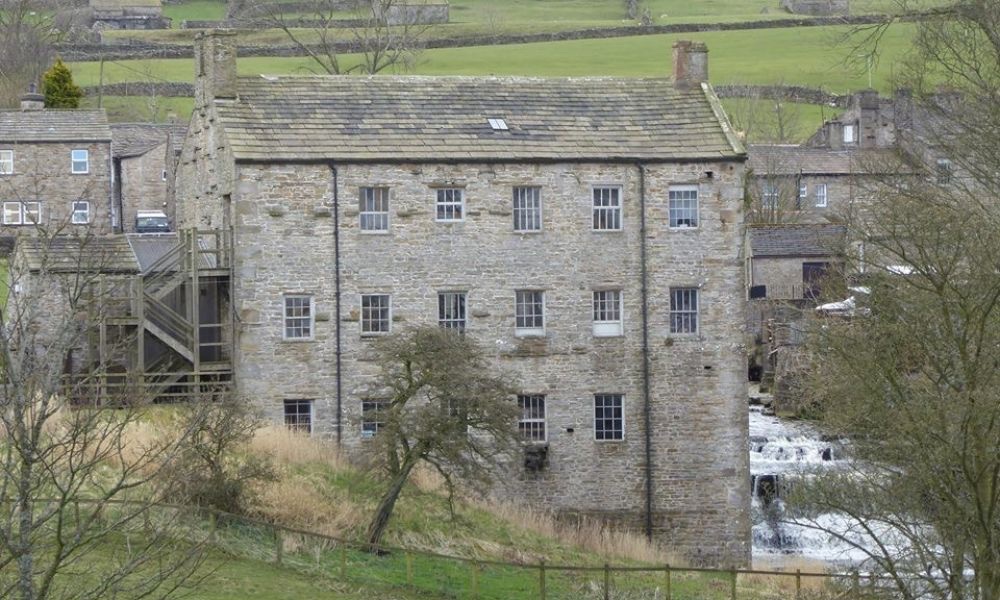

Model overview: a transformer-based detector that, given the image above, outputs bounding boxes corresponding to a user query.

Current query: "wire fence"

[16,498,885,600]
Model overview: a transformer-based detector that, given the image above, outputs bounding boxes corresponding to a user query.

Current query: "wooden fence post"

[730,568,738,600]
[405,552,414,588]
[796,568,802,599]
[539,559,546,600]
[339,545,347,580]
[665,564,672,600]
[603,563,611,600]
[273,528,282,565]
[852,570,860,599]
[470,561,479,599]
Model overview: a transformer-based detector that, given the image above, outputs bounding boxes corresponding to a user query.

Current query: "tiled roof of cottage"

[748,223,847,258]
[16,236,138,273]
[215,76,745,162]
[111,123,170,158]
[0,110,111,143]
[748,145,900,175]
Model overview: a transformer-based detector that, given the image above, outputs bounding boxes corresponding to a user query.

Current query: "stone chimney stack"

[856,89,879,149]
[20,83,44,111]
[673,41,708,89]
[194,30,238,106]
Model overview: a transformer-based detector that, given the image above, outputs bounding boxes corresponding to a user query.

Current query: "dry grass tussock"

[473,498,680,565]
[250,425,348,470]
[254,477,365,540]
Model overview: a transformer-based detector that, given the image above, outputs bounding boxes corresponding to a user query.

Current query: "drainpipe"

[328,163,343,447]
[637,163,654,541]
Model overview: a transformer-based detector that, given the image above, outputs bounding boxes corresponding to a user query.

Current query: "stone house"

[0,92,114,251]
[90,0,170,29]
[111,122,186,233]
[175,32,750,565]
[746,223,846,301]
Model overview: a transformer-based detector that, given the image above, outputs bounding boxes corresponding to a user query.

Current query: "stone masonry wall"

[120,141,171,232]
[0,141,114,241]
[225,159,750,566]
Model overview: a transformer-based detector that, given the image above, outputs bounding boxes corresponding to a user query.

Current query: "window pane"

[3,202,21,225]
[0,151,12,175]
[361,294,391,333]
[362,399,387,438]
[592,187,621,230]
[284,296,313,339]
[517,394,546,441]
[23,203,40,224]
[594,394,623,440]
[668,187,698,228]
[438,292,467,331]
[71,149,89,173]
[515,290,544,331]
[360,187,389,231]
[670,288,698,334]
[72,201,89,224]
[513,186,541,232]
[436,188,464,221]
[284,399,313,433]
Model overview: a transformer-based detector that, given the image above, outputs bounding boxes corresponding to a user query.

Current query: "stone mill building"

[176,31,751,565]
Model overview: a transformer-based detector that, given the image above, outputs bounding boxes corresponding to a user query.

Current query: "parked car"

[135,210,170,233]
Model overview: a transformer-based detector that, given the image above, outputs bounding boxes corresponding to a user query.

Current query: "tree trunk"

[365,455,417,552]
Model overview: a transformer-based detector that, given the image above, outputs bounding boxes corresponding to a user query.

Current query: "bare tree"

[0,166,215,599]
[256,0,430,75]
[789,4,1000,598]
[0,0,62,107]
[363,327,519,550]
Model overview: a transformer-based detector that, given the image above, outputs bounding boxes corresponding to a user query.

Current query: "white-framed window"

[762,183,779,211]
[798,183,808,209]
[360,186,390,232]
[435,188,464,222]
[438,291,467,332]
[594,394,624,441]
[936,159,952,185]
[668,185,698,228]
[71,201,90,224]
[593,289,623,337]
[515,290,544,336]
[71,149,89,174]
[0,150,12,175]
[284,399,314,434]
[2,201,41,225]
[670,288,699,334]
[361,294,391,335]
[592,186,622,231]
[283,295,314,340]
[161,169,168,181]
[517,394,546,442]
[513,186,541,232]
[815,183,828,208]
[361,399,387,439]
[843,124,856,144]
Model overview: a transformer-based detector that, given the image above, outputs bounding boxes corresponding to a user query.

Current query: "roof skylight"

[488,118,509,131]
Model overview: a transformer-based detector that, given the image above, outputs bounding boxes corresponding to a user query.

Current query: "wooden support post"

[852,570,860,599]
[796,568,802,599]
[189,230,201,372]
[470,561,479,599]
[136,276,145,396]
[665,564,672,600]
[603,563,610,600]
[731,568,737,600]
[405,552,413,587]
[339,545,347,580]
[539,559,546,600]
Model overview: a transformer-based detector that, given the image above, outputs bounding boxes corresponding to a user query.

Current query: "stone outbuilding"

[175,32,750,566]
[90,0,171,29]
[111,122,186,233]
[0,93,114,250]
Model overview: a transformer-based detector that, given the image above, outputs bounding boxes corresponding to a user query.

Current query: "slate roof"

[111,123,171,158]
[0,110,112,143]
[17,236,138,273]
[91,0,161,9]
[748,224,847,258]
[127,234,217,272]
[748,145,900,175]
[215,75,745,162]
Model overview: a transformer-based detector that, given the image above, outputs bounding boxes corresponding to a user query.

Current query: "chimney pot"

[20,85,45,111]
[673,40,709,89]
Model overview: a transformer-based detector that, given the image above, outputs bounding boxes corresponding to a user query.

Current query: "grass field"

[73,23,915,91]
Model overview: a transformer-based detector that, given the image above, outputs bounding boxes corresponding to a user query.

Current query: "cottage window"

[936,159,952,185]
[515,290,544,336]
[0,150,12,175]
[71,149,89,174]
[361,399,387,439]
[361,294,391,335]
[435,188,464,222]
[71,201,90,224]
[513,186,541,232]
[815,183,828,208]
[798,183,808,209]
[594,394,624,441]
[438,291,467,332]
[593,289,623,337]
[843,124,856,144]
[3,201,41,226]
[668,186,698,228]
[518,394,546,442]
[762,183,779,211]
[283,295,314,340]
[284,399,313,434]
[670,288,699,334]
[360,186,390,232]
[592,186,622,231]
